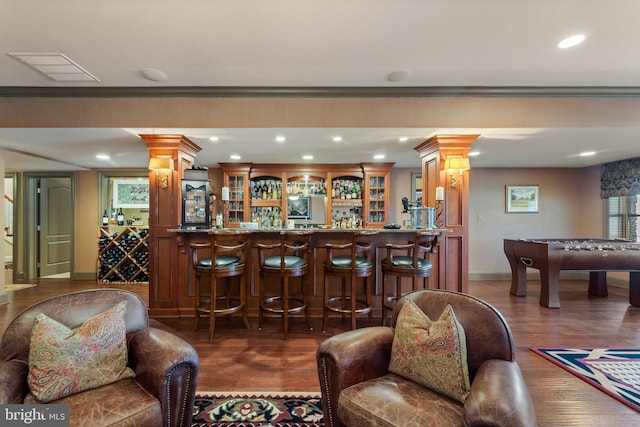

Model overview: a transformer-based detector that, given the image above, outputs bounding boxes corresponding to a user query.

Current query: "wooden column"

[415,134,478,293]
[140,134,201,317]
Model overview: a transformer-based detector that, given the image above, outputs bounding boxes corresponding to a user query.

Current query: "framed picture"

[287,197,311,219]
[506,185,539,213]
[113,179,150,208]
[411,172,422,203]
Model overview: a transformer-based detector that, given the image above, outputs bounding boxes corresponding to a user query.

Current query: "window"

[608,196,640,241]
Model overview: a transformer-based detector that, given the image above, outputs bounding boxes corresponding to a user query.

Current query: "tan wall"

[0,95,609,279]
[468,166,603,277]
[74,170,98,279]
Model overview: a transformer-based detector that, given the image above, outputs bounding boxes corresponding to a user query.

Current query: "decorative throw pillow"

[27,301,135,403]
[388,299,471,403]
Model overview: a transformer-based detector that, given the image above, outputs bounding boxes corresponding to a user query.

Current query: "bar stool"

[381,231,438,325]
[191,229,251,342]
[256,230,313,340]
[322,230,378,332]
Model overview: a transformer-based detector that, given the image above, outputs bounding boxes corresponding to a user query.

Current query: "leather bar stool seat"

[323,230,378,332]
[381,231,438,325]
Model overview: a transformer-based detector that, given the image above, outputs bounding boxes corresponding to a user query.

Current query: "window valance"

[601,157,640,198]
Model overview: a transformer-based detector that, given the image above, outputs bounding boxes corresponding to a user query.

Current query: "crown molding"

[2,86,640,98]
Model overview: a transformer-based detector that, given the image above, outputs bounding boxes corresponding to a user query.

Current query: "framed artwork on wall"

[287,197,311,219]
[411,172,422,203]
[506,185,539,213]
[112,179,150,209]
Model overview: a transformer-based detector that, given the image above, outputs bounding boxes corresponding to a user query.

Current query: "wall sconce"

[443,156,470,189]
[148,157,173,188]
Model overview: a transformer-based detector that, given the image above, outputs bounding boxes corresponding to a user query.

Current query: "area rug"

[531,347,640,412]
[192,392,323,427]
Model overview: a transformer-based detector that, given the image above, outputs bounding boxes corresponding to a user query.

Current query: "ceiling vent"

[8,53,100,82]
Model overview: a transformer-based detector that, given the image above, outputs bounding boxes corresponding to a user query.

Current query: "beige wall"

[0,95,611,280]
[74,170,99,279]
[468,166,603,278]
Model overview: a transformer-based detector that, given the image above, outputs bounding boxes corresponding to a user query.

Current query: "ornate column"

[140,134,201,316]
[415,134,478,293]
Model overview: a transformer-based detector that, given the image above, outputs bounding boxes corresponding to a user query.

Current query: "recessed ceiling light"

[558,34,586,49]
[468,150,480,157]
[276,135,286,143]
[579,151,596,157]
[141,68,169,82]
[332,136,342,142]
[398,137,408,142]
[374,154,386,160]
[96,154,110,160]
[230,154,241,160]
[209,136,219,142]
[302,155,313,160]
[386,70,411,82]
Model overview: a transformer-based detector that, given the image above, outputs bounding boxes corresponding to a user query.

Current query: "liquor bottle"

[102,210,109,226]
[117,208,124,226]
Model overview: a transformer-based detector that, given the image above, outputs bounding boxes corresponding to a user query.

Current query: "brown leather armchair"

[317,289,536,427]
[0,289,199,427]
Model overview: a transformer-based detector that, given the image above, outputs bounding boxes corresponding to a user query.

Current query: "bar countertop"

[168,227,450,233]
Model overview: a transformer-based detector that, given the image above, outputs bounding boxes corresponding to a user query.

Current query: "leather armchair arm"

[128,327,200,427]
[463,359,537,427]
[317,326,394,427]
[0,360,29,404]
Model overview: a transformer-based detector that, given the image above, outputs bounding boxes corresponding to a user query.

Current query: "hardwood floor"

[2,278,639,426]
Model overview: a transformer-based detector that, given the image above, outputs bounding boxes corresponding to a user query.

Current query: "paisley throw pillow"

[27,301,135,403]
[388,298,471,403]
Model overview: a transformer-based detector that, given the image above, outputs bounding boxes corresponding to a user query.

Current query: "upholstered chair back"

[391,289,515,378]
[0,288,149,363]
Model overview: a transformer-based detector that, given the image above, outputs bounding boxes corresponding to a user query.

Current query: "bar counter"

[167,227,447,319]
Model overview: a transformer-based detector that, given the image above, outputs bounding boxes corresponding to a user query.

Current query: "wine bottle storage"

[331,177,363,200]
[251,177,282,200]
[97,226,149,283]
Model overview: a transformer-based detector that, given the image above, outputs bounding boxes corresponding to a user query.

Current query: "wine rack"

[97,226,149,283]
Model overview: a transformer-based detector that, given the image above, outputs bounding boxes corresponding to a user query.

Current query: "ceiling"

[2,1,640,171]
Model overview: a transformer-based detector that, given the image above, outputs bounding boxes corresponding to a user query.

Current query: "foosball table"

[503,238,640,308]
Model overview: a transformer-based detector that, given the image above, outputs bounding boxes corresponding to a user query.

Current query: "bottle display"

[250,206,283,229]
[251,178,282,200]
[97,226,149,283]
[331,177,363,200]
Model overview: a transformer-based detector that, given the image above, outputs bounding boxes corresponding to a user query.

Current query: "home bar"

[141,133,477,319]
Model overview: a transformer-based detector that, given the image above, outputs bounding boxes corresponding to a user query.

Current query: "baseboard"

[72,272,97,281]
[469,271,589,281]
[469,271,629,288]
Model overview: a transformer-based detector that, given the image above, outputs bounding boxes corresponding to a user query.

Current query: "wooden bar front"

[156,228,445,318]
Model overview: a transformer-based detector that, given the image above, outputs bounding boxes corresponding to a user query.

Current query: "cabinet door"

[225,173,249,227]
[365,173,389,227]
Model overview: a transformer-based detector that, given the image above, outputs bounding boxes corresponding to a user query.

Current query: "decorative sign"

[113,179,150,208]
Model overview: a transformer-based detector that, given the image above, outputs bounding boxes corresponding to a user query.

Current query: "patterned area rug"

[531,348,640,412]
[192,392,324,427]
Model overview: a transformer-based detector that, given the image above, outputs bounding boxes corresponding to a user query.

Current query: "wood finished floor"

[2,278,639,426]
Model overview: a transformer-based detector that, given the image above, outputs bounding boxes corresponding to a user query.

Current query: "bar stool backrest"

[210,229,252,271]
[386,231,438,269]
